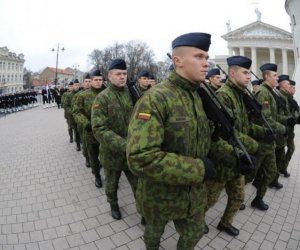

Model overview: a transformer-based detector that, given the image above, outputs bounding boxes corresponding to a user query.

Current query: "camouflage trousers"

[285,131,295,170]
[144,211,205,250]
[273,146,286,182]
[206,176,244,226]
[68,117,80,145]
[66,118,74,140]
[104,168,137,206]
[79,129,89,163]
[250,142,277,198]
[84,135,101,177]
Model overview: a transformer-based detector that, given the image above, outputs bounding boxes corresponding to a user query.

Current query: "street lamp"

[51,44,65,86]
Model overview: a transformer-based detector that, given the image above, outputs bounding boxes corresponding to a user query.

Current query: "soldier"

[206,56,259,236]
[127,32,215,250]
[72,74,91,167]
[136,70,150,94]
[251,63,287,209]
[275,75,295,178]
[251,79,261,94]
[206,68,222,91]
[148,74,157,87]
[286,79,299,173]
[73,70,104,188]
[61,82,74,143]
[91,59,138,220]
[70,79,82,151]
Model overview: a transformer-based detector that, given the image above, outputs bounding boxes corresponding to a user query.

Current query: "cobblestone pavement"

[0,106,300,250]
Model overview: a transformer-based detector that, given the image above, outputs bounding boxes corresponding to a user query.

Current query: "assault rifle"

[216,64,228,82]
[198,81,256,174]
[127,80,142,105]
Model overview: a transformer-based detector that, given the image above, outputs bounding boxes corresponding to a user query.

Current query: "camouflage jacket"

[91,84,133,171]
[73,87,104,144]
[209,80,259,180]
[61,91,74,119]
[126,72,211,220]
[255,82,286,136]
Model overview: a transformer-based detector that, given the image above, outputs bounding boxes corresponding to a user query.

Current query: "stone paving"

[0,105,300,250]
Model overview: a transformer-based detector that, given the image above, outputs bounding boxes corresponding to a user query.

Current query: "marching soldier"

[127,32,215,250]
[91,59,138,220]
[206,68,222,91]
[73,70,104,188]
[206,56,259,236]
[251,79,261,94]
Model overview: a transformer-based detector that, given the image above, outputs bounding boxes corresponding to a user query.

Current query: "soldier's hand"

[202,157,215,181]
[85,123,92,132]
[239,154,256,175]
[264,129,276,143]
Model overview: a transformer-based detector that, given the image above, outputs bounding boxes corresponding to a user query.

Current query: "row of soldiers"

[60,32,299,250]
[0,91,38,114]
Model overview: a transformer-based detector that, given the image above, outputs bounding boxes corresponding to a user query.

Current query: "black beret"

[83,73,91,80]
[137,70,150,78]
[207,68,220,78]
[251,80,260,86]
[172,32,211,52]
[290,80,296,86]
[149,74,155,80]
[227,56,252,69]
[260,63,277,72]
[278,75,290,83]
[90,69,102,77]
[69,81,74,86]
[74,79,80,84]
[109,59,127,70]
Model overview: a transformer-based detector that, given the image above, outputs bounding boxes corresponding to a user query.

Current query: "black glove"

[202,157,215,181]
[264,129,276,143]
[287,117,296,128]
[239,154,256,176]
[85,123,92,132]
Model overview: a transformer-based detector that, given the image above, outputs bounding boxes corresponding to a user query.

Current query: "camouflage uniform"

[286,94,299,167]
[253,82,286,197]
[127,72,211,250]
[91,84,137,206]
[61,91,75,141]
[70,90,82,148]
[207,80,259,227]
[273,89,291,180]
[73,87,105,175]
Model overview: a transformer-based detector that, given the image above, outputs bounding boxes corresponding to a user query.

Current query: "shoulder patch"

[137,112,151,120]
[263,101,269,107]
[93,104,100,109]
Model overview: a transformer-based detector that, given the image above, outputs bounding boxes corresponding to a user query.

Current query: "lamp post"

[51,44,65,86]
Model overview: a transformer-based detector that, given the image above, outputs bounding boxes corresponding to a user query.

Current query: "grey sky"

[0,0,290,72]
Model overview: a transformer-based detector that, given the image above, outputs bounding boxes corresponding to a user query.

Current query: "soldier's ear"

[173,56,183,68]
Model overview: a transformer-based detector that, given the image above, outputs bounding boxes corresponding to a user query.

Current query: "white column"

[282,49,288,74]
[269,48,275,63]
[228,47,233,56]
[251,47,257,75]
[240,47,245,56]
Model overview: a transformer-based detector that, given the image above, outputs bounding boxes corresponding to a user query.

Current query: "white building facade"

[0,46,25,94]
[285,0,300,100]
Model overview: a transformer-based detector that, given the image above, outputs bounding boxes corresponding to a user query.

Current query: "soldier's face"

[173,47,209,83]
[279,80,290,93]
[138,76,149,89]
[83,79,91,89]
[266,71,278,88]
[231,67,251,88]
[73,83,80,91]
[108,70,127,87]
[91,76,103,89]
[210,75,222,88]
[290,85,296,95]
[253,85,260,93]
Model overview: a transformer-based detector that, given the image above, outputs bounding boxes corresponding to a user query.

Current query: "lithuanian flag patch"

[137,112,151,120]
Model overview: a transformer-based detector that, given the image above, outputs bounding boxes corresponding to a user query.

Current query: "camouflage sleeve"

[72,93,89,129]
[61,93,66,108]
[249,123,266,141]
[126,92,205,186]
[91,94,126,153]
[256,91,286,135]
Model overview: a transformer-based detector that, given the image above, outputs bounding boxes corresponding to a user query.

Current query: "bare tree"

[23,68,33,89]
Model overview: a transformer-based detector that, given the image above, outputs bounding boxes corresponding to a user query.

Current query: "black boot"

[76,143,81,151]
[85,161,90,168]
[251,197,269,211]
[239,203,246,210]
[204,224,209,234]
[111,204,121,220]
[69,138,73,143]
[269,180,283,189]
[141,217,146,226]
[281,170,290,178]
[95,175,102,188]
[217,222,239,236]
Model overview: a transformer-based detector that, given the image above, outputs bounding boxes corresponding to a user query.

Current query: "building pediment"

[222,21,293,41]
